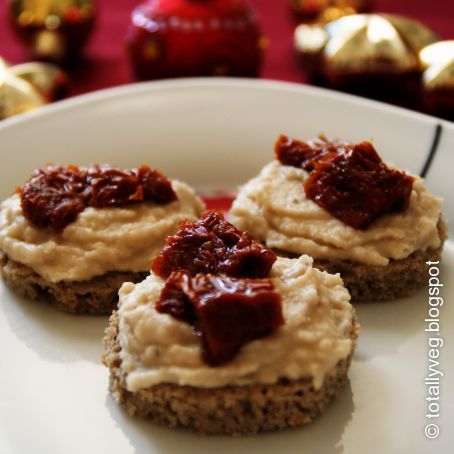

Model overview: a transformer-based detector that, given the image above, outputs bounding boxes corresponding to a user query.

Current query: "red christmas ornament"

[125,0,265,80]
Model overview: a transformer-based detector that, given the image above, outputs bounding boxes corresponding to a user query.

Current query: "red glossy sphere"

[126,0,264,80]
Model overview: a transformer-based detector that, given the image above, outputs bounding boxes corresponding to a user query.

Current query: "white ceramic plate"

[0,79,452,454]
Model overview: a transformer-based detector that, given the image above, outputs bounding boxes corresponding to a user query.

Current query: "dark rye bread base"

[276,247,444,303]
[103,310,359,436]
[314,247,444,303]
[0,253,148,315]
[276,220,447,303]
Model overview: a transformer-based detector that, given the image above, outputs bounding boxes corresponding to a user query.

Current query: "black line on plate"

[420,123,443,178]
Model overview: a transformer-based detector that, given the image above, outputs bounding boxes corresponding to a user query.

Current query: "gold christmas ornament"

[0,72,45,120]
[290,0,373,23]
[9,0,96,62]
[0,60,69,119]
[295,14,438,85]
[0,57,9,72]
[420,41,454,91]
[420,40,454,119]
[8,62,69,101]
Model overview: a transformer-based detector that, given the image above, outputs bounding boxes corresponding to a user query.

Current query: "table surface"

[0,0,453,100]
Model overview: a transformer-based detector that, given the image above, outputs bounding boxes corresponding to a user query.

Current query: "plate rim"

[1,77,453,133]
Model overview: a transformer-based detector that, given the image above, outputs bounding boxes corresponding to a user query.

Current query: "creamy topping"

[229,161,443,266]
[0,181,204,282]
[117,256,354,391]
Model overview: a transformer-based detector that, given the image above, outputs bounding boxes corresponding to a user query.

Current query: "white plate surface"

[0,79,452,454]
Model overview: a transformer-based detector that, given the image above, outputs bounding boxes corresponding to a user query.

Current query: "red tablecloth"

[0,0,453,99]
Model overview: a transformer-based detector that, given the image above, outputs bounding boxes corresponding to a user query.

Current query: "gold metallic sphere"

[420,40,454,91]
[0,72,45,120]
[295,14,438,81]
[8,62,69,101]
[420,40,454,118]
[0,59,69,119]
[0,57,9,72]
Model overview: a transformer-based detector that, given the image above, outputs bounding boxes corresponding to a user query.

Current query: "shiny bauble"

[0,72,45,119]
[8,62,69,101]
[126,0,265,80]
[294,14,438,104]
[420,41,454,120]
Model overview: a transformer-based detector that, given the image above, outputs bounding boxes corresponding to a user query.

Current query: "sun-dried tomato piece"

[156,270,283,366]
[304,142,415,230]
[275,134,352,171]
[88,165,144,207]
[151,210,276,278]
[20,165,89,231]
[20,164,177,231]
[137,165,177,203]
[275,135,414,230]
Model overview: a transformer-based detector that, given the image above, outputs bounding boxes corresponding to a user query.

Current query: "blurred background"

[0,0,453,118]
